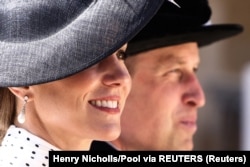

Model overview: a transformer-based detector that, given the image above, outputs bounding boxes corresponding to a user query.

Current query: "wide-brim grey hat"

[126,0,243,55]
[0,0,164,87]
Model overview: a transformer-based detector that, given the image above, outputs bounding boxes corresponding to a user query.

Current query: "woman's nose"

[101,55,131,88]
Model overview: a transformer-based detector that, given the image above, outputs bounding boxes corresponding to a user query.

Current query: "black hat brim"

[127,24,243,55]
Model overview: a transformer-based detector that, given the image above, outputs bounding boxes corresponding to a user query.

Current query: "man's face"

[115,42,205,150]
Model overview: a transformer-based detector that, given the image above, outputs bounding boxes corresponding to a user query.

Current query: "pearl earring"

[17,96,28,124]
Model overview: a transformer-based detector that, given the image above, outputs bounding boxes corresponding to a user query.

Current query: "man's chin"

[171,138,194,151]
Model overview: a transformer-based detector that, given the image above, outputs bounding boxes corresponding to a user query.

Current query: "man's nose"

[182,75,206,108]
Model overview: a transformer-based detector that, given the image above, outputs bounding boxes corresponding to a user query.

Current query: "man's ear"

[8,87,32,101]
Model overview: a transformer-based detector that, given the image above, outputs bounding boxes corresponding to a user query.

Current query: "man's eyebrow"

[157,54,186,66]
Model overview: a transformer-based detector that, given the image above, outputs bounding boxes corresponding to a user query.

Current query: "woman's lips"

[89,97,120,114]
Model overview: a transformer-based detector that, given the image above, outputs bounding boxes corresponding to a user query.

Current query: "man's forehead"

[153,45,200,66]
[128,42,200,64]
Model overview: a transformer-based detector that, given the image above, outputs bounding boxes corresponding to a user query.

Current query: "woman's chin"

[97,128,121,141]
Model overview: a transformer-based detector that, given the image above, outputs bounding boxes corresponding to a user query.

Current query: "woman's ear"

[8,87,31,101]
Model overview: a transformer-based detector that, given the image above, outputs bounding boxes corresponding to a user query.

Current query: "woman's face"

[23,44,131,147]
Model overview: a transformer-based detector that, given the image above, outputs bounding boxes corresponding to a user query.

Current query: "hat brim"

[127,24,243,55]
[0,0,164,87]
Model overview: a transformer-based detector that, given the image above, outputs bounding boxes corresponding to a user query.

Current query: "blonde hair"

[0,88,16,143]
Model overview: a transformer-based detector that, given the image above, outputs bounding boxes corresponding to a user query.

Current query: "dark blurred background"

[194,0,250,150]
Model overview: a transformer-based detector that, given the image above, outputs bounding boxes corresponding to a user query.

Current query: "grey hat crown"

[0,0,87,42]
[0,0,164,87]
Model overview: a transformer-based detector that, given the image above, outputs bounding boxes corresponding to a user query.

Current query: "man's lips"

[180,117,197,133]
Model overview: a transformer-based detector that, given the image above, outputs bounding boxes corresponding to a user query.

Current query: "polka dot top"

[0,125,60,167]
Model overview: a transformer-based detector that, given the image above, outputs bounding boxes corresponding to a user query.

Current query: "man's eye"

[167,69,183,78]
[169,69,180,74]
[116,50,127,60]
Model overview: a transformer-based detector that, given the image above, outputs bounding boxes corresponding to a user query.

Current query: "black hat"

[127,0,243,55]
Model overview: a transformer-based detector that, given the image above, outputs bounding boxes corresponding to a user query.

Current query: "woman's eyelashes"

[116,50,127,60]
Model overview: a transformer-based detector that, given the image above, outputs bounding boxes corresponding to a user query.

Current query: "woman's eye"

[116,50,127,60]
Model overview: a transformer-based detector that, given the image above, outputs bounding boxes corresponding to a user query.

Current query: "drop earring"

[17,96,28,124]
